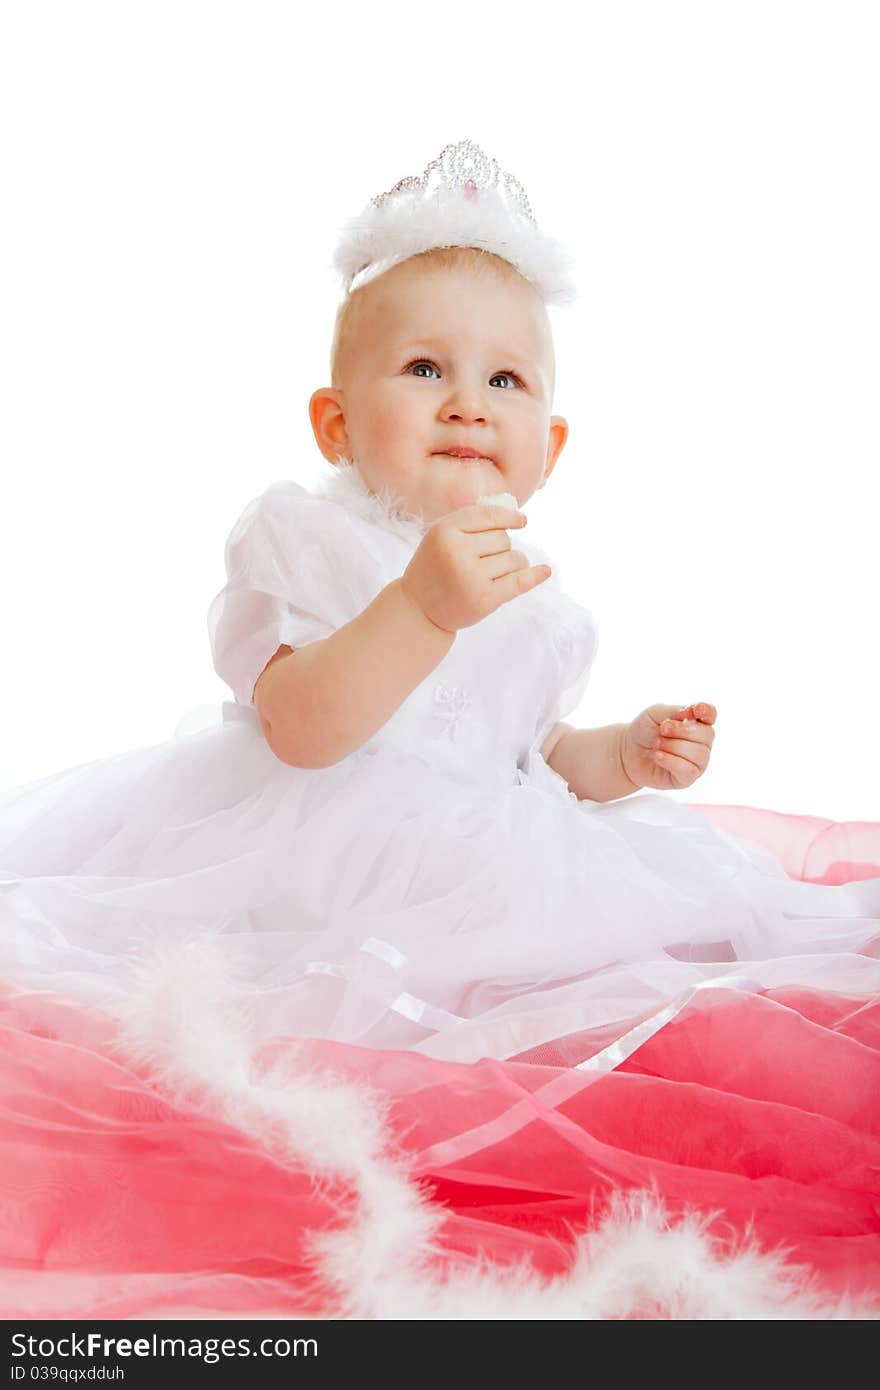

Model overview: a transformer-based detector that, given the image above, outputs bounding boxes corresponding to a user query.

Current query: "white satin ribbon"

[304,935,467,1033]
[410,973,765,1174]
[305,943,766,1063]
[574,973,763,1071]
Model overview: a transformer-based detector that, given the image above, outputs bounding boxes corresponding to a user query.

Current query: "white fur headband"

[331,139,578,307]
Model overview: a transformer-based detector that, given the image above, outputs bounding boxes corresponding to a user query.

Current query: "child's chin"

[442,478,489,514]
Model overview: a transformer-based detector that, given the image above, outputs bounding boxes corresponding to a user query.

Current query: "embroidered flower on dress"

[431,683,471,742]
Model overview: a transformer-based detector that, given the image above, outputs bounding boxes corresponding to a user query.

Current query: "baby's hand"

[620,702,717,791]
[401,503,551,634]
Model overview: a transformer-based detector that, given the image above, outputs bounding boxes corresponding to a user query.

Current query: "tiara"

[331,139,578,306]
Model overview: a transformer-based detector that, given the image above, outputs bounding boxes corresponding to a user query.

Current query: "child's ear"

[309,388,350,464]
[539,416,568,487]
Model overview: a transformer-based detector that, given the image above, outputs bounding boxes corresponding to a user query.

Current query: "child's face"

[310,261,568,524]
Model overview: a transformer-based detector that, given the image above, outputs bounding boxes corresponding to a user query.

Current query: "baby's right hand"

[401,504,551,634]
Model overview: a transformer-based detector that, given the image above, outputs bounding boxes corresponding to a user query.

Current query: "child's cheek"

[373,393,414,452]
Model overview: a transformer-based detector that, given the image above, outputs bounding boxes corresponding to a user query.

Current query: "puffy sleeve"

[207,481,388,707]
[530,565,600,756]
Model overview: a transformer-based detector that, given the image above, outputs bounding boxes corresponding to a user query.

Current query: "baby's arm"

[543,723,640,802]
[539,721,569,764]
[254,578,455,768]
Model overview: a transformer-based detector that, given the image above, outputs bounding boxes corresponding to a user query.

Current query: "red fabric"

[1,803,879,1319]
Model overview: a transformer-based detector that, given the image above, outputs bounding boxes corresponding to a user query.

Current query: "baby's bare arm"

[254,578,455,768]
[546,723,640,802]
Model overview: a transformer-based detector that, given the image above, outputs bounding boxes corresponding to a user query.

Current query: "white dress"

[1,461,878,1065]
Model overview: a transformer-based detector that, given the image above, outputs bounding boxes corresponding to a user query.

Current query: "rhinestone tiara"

[331,139,578,306]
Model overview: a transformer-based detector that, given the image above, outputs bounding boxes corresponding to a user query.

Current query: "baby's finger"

[459,504,527,532]
[653,745,702,781]
[655,753,707,784]
[674,703,716,725]
[654,737,708,774]
[483,547,527,580]
[493,558,552,601]
[660,718,714,744]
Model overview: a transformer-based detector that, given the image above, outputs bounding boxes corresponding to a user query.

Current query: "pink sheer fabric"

[2,804,878,1320]
[687,801,880,886]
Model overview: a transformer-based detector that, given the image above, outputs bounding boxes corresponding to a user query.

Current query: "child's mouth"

[434,453,492,464]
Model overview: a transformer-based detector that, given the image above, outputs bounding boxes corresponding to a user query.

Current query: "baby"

[255,244,717,802]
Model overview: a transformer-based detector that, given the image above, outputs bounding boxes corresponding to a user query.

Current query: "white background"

[1,1,877,821]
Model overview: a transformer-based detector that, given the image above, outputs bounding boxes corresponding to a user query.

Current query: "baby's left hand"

[620,702,717,791]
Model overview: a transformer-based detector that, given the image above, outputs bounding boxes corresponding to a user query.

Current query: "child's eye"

[404,360,524,388]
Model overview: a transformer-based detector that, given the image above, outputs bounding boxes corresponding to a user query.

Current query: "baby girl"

[1,140,878,1325]
[254,240,716,801]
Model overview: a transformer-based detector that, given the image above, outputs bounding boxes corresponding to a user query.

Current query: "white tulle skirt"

[2,700,878,1064]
